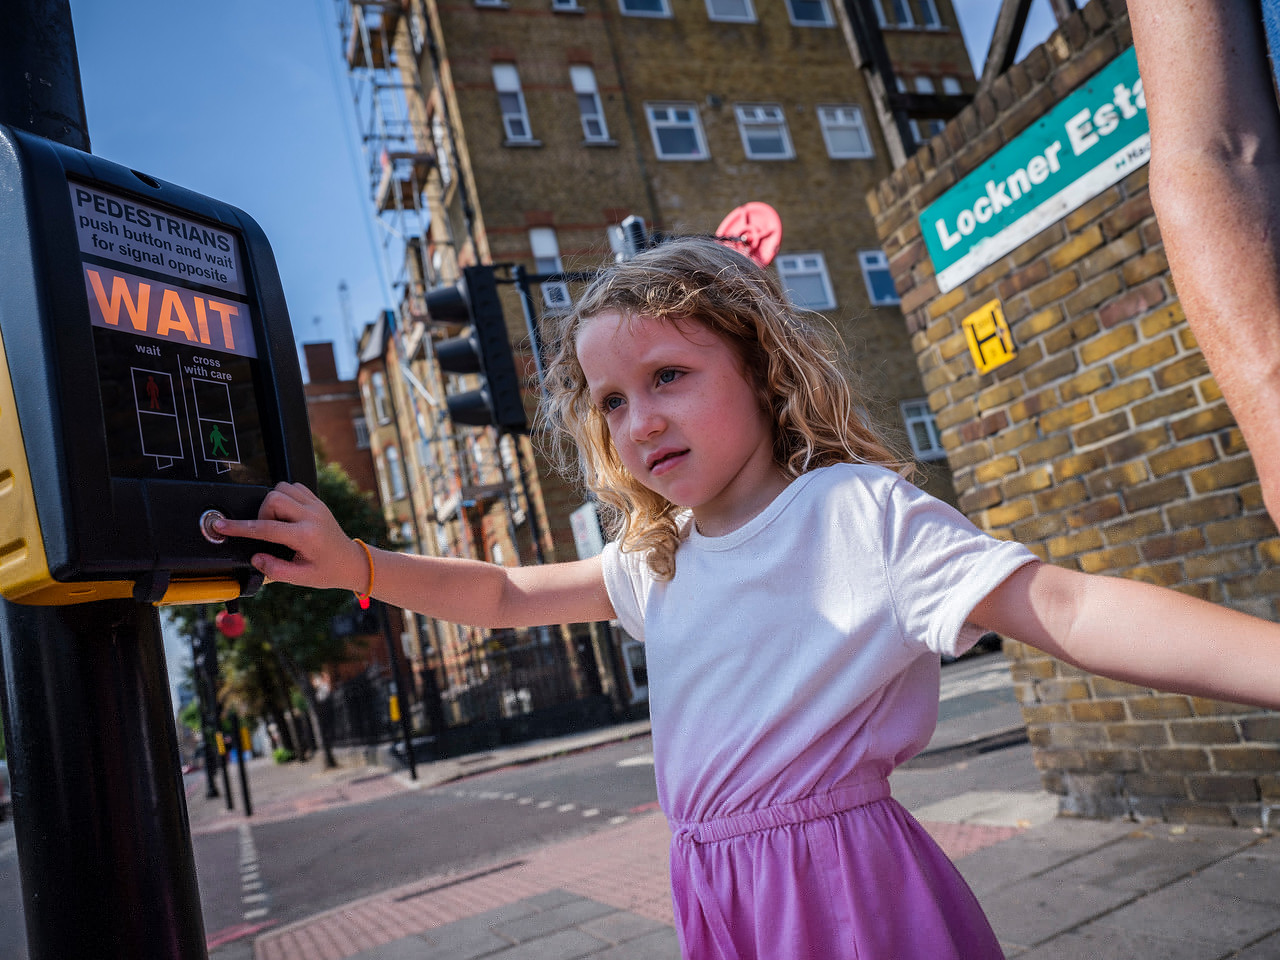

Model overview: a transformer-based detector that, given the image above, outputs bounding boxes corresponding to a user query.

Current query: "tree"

[234,460,388,768]
[169,459,387,768]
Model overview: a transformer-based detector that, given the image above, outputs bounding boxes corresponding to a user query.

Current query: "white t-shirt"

[600,463,1035,824]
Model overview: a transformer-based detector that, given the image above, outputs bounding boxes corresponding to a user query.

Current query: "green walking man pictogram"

[209,423,229,458]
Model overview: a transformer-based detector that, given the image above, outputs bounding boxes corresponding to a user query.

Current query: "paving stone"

[958,818,1135,896]
[1191,851,1280,905]
[1101,883,1280,948]
[1009,923,1223,960]
[578,910,667,945]
[1232,929,1280,959]
[491,928,610,960]
[979,877,1135,948]
[497,897,618,943]
[594,927,683,959]
[1039,825,1257,893]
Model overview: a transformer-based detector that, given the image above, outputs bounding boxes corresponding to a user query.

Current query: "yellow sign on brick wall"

[962,299,1016,374]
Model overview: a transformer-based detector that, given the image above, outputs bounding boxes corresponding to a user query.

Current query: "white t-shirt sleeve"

[599,540,650,642]
[881,476,1036,657]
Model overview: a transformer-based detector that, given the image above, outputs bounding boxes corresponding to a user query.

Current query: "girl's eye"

[602,395,624,412]
[657,368,680,385]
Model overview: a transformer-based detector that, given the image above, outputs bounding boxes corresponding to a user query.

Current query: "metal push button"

[199,509,227,545]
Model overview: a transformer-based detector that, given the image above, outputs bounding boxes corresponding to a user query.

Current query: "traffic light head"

[427,266,527,431]
[0,125,315,606]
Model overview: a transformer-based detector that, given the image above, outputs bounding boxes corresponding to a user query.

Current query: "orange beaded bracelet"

[353,538,374,610]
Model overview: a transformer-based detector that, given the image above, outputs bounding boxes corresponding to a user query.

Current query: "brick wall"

[870,0,1280,826]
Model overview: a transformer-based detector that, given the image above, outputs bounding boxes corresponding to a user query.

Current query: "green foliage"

[167,457,387,723]
[237,459,387,679]
[178,698,202,734]
[272,747,295,764]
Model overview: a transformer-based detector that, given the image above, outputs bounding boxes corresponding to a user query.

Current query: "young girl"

[216,238,1280,960]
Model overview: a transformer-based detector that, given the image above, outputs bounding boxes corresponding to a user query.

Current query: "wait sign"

[920,45,1149,294]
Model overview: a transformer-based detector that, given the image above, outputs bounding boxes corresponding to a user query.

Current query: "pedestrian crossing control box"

[0,124,315,605]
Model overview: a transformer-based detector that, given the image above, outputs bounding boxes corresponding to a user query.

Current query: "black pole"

[0,5,208,957]
[378,601,417,780]
[189,632,219,800]
[232,713,253,818]
[0,0,89,152]
[219,731,234,811]
[0,601,208,960]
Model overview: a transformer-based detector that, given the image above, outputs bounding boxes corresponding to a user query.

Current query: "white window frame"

[901,399,946,461]
[776,253,836,310]
[918,0,942,28]
[354,416,371,450]
[890,0,914,26]
[873,0,888,26]
[784,0,833,27]
[552,0,582,9]
[385,444,407,500]
[734,103,794,160]
[529,227,571,312]
[371,371,392,423]
[705,0,755,22]
[818,104,874,159]
[431,114,453,187]
[492,63,533,143]
[941,75,963,95]
[913,75,935,94]
[569,66,609,142]
[645,103,709,161]
[618,0,671,17]
[858,250,900,306]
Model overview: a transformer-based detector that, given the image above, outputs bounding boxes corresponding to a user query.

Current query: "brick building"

[303,341,378,496]
[869,0,1280,825]
[336,0,978,724]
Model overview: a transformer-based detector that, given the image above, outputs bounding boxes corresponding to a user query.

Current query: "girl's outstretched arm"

[970,561,1280,710]
[213,482,616,629]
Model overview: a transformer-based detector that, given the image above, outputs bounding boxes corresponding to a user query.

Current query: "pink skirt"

[669,778,1004,960]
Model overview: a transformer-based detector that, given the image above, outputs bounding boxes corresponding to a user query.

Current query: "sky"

[62,0,1065,703]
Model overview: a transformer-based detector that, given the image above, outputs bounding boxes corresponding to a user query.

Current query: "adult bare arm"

[214,482,616,629]
[970,560,1280,711]
[1131,0,1280,521]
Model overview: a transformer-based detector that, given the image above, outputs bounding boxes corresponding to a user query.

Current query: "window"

[941,75,963,95]
[818,105,873,158]
[890,0,913,26]
[913,75,935,94]
[492,64,532,142]
[552,0,582,9]
[785,0,832,26]
[901,399,945,461]
[735,104,793,160]
[776,253,835,310]
[570,66,608,142]
[618,0,670,17]
[909,118,946,143]
[354,416,370,450]
[645,103,709,160]
[706,0,754,22]
[858,250,900,306]
[529,227,571,311]
[873,0,887,26]
[918,0,942,28]
[371,371,391,423]
[384,445,407,500]
[432,114,452,187]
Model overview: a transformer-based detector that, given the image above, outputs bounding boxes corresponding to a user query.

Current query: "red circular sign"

[716,202,783,267]
[215,610,246,639]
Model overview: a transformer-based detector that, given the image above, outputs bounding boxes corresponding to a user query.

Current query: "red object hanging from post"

[716,202,783,266]
[215,610,246,638]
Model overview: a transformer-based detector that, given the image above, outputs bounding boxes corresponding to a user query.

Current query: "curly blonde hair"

[540,236,912,580]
